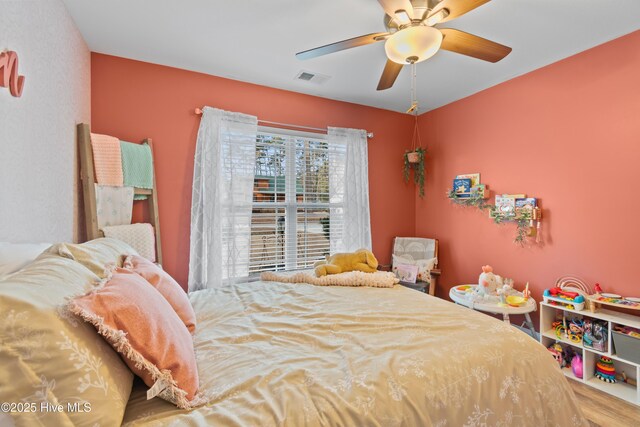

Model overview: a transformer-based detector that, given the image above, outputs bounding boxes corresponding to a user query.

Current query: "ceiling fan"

[296,0,512,91]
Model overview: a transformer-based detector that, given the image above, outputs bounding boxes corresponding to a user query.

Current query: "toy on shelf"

[583,319,608,352]
[595,356,616,383]
[567,319,584,344]
[571,354,583,379]
[552,320,566,339]
[589,294,640,312]
[547,343,565,367]
[543,287,585,311]
[615,372,638,387]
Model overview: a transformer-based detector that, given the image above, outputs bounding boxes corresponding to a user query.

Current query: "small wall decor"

[0,51,25,97]
[448,174,543,246]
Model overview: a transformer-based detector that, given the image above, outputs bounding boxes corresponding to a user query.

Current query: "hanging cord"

[410,62,421,151]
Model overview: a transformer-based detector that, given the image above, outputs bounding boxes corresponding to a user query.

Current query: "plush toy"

[314,249,379,277]
[547,343,565,367]
[476,265,503,297]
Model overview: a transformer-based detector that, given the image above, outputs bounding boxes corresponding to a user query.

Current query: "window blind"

[247,129,347,276]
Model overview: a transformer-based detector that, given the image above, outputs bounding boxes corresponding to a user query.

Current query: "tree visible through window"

[249,130,344,274]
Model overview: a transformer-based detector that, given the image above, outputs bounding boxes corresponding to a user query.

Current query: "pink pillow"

[124,255,196,334]
[69,268,200,409]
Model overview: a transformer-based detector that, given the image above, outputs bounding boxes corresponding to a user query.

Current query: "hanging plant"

[404,147,426,198]
[403,83,427,198]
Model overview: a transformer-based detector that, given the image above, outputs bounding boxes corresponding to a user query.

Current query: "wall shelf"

[540,302,640,405]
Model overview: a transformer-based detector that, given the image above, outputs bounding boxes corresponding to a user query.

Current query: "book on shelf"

[453,178,472,197]
[455,173,480,187]
[495,195,516,216]
[470,184,486,197]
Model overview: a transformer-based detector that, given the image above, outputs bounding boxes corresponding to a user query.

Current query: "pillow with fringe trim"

[68,267,201,409]
[123,255,196,334]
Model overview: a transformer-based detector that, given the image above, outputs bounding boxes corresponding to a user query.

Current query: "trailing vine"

[447,190,533,246]
[404,148,426,198]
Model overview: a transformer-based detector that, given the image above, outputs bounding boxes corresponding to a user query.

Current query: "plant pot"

[407,151,421,164]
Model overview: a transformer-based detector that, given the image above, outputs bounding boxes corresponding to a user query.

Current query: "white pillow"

[392,254,437,284]
[0,242,51,279]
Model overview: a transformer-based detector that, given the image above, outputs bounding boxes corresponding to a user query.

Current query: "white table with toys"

[449,265,537,337]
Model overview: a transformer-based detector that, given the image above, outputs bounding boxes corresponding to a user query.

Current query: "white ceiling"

[62,0,640,113]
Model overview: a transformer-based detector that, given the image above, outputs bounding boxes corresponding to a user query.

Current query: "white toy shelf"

[540,301,640,406]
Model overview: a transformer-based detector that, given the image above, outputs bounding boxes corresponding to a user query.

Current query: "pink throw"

[90,132,123,185]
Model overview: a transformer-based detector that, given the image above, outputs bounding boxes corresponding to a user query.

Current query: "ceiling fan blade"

[439,28,512,63]
[296,32,389,60]
[427,0,492,24]
[377,0,415,20]
[377,60,403,91]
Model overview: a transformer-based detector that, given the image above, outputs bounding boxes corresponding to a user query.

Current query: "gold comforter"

[122,282,587,426]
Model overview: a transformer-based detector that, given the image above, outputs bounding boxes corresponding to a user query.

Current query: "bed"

[0,240,587,426]
[122,281,587,426]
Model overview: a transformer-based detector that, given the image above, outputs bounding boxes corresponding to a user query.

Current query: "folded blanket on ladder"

[120,141,154,200]
[91,133,124,186]
[95,184,134,229]
[102,223,156,262]
[261,270,398,288]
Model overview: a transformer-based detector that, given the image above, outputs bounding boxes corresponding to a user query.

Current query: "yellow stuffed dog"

[314,248,379,277]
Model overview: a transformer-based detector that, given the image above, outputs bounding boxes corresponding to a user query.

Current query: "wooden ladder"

[77,123,163,265]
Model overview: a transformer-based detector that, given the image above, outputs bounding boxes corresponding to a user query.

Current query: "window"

[249,128,346,275]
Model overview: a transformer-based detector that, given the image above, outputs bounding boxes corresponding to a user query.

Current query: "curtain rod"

[194,108,374,139]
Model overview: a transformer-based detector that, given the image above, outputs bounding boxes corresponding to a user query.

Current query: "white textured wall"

[0,0,90,243]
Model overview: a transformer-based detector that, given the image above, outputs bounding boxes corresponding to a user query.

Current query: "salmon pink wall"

[91,53,416,289]
[417,30,640,310]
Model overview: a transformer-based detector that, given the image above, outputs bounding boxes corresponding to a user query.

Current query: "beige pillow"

[392,254,437,284]
[0,254,134,426]
[44,238,138,278]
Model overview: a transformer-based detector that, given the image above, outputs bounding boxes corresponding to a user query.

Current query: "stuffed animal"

[476,265,503,297]
[314,249,379,277]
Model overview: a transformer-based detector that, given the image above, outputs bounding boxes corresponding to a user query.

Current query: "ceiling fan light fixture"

[394,9,412,25]
[424,8,450,26]
[384,25,443,64]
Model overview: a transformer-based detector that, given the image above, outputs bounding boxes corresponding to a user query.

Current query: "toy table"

[449,285,537,338]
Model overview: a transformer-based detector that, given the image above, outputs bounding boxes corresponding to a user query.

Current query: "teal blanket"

[120,141,153,200]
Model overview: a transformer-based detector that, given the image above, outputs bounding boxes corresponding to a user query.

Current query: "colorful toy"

[595,356,616,383]
[547,343,565,367]
[506,295,526,307]
[314,249,378,276]
[594,283,603,294]
[543,287,586,311]
[571,354,583,379]
[583,319,608,352]
[567,318,584,344]
[615,371,638,386]
[476,265,503,297]
[552,320,566,339]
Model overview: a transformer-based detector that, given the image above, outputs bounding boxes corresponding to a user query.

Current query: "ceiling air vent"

[294,70,331,85]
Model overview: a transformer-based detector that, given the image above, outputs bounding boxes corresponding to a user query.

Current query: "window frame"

[249,126,342,275]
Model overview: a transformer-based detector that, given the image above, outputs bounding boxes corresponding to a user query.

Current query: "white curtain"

[327,127,372,252]
[189,107,258,291]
